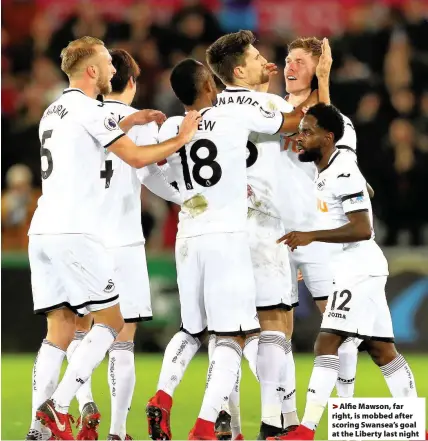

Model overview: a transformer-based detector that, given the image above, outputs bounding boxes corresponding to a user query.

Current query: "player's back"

[102,100,158,246]
[158,103,284,238]
[217,88,293,220]
[29,88,125,236]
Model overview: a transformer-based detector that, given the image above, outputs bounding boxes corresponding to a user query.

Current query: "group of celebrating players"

[26,29,423,441]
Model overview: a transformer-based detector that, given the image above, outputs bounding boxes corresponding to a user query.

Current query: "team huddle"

[26,30,421,441]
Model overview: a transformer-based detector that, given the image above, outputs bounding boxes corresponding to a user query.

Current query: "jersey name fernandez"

[29,88,125,236]
[217,87,294,222]
[158,103,284,238]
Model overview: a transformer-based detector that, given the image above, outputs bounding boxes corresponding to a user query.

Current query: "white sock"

[282,339,299,429]
[31,340,65,424]
[380,354,417,397]
[199,339,242,423]
[257,331,287,429]
[66,331,94,413]
[336,338,358,398]
[229,367,242,438]
[108,341,135,439]
[208,334,216,361]
[243,335,258,379]
[52,324,117,413]
[302,355,339,431]
[157,331,201,397]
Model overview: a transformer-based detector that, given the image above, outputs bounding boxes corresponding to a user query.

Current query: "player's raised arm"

[315,38,332,105]
[108,111,201,168]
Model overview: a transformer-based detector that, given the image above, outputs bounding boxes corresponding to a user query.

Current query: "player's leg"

[106,322,137,441]
[247,218,294,439]
[147,237,206,440]
[105,243,151,441]
[66,313,101,441]
[364,276,417,398]
[303,258,359,399]
[281,256,299,432]
[189,233,260,440]
[27,235,75,440]
[36,235,124,440]
[274,274,376,440]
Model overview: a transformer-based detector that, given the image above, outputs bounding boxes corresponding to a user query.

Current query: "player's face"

[95,46,116,95]
[285,49,317,94]
[296,114,324,162]
[239,45,269,86]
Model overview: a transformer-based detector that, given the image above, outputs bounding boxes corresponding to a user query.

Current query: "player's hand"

[277,231,315,251]
[178,110,202,144]
[316,38,332,80]
[131,109,167,126]
[257,63,278,92]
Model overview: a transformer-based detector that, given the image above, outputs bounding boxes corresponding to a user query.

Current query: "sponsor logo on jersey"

[349,195,364,204]
[317,179,326,190]
[259,106,275,118]
[317,198,328,212]
[104,116,119,131]
[338,173,351,178]
[103,279,115,293]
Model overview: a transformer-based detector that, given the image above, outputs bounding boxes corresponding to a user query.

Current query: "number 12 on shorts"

[331,289,352,311]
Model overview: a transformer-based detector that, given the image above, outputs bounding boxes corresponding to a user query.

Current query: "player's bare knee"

[258,308,288,333]
[314,331,344,356]
[46,308,76,349]
[115,322,137,342]
[91,304,124,335]
[366,341,398,366]
[316,299,327,314]
[75,314,93,332]
[284,309,294,339]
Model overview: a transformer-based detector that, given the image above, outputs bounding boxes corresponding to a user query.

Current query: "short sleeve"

[336,115,357,155]
[332,165,370,214]
[241,105,284,135]
[81,104,125,148]
[158,117,183,143]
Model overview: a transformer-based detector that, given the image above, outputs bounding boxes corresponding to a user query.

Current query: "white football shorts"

[30,234,119,316]
[175,232,260,336]
[320,274,394,341]
[108,242,152,322]
[247,213,292,310]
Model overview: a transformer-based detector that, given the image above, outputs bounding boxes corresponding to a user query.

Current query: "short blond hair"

[60,36,105,76]
[288,37,322,58]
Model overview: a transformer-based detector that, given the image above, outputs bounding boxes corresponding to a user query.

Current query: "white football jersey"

[280,110,358,232]
[158,104,284,238]
[102,99,181,247]
[217,87,294,221]
[315,150,388,276]
[29,88,126,236]
[102,100,157,247]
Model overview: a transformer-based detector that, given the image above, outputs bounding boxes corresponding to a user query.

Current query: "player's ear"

[233,65,245,80]
[87,64,98,79]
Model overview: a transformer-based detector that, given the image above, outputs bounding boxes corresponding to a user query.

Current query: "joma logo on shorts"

[328,311,347,319]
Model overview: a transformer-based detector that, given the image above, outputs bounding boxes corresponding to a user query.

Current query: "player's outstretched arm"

[277,211,372,251]
[119,109,166,133]
[108,111,201,168]
[277,90,318,133]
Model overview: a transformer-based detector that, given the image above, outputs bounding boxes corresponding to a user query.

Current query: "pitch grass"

[2,353,427,440]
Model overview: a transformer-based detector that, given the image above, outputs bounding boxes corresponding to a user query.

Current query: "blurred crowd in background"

[2,0,428,251]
